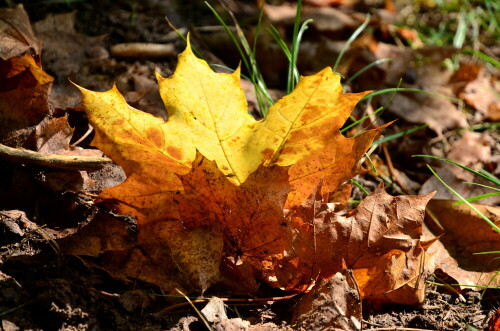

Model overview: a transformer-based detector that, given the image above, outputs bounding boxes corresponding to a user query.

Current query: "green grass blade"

[351,179,369,196]
[413,155,500,186]
[205,1,273,116]
[291,19,313,86]
[165,18,205,59]
[333,13,370,72]
[346,58,392,84]
[267,26,292,60]
[353,80,403,135]
[454,285,500,289]
[478,169,500,185]
[205,2,250,74]
[452,192,500,205]
[427,280,500,290]
[474,251,500,255]
[462,48,500,67]
[462,182,500,191]
[340,106,384,133]
[372,124,428,146]
[175,289,213,331]
[364,152,377,174]
[223,5,273,114]
[358,79,403,132]
[287,0,303,94]
[469,122,500,131]
[252,4,266,56]
[426,165,500,234]
[453,13,468,48]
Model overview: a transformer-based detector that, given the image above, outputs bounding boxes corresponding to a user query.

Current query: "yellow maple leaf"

[155,41,370,185]
[72,42,428,298]
[76,41,376,221]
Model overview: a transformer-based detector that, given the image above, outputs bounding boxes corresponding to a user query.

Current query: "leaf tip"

[69,78,86,93]
[423,190,436,203]
[233,64,242,79]
[155,70,165,83]
[183,32,195,57]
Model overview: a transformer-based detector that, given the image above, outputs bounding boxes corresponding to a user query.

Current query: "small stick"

[110,43,175,59]
[71,124,93,147]
[0,143,111,170]
[382,143,412,194]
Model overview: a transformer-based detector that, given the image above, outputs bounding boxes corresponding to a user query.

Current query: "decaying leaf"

[70,41,435,304]
[424,200,500,289]
[346,42,468,136]
[451,64,500,121]
[419,132,500,205]
[0,4,39,60]
[292,270,362,330]
[273,184,435,305]
[34,117,74,154]
[0,54,53,145]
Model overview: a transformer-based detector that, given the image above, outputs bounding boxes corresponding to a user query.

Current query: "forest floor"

[0,0,499,330]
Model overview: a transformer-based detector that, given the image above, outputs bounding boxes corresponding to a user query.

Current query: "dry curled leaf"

[424,200,500,289]
[0,4,39,60]
[273,184,435,304]
[0,54,53,145]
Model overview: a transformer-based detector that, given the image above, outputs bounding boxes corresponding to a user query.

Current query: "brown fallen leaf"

[292,270,362,330]
[272,184,435,305]
[419,131,500,205]
[447,131,493,169]
[265,3,358,32]
[424,200,500,289]
[0,4,39,60]
[34,117,74,154]
[0,210,40,245]
[0,54,54,146]
[376,45,467,136]
[461,69,500,121]
[347,42,468,135]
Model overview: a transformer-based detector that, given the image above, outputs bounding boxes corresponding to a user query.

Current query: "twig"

[0,303,30,318]
[0,143,111,170]
[71,124,93,147]
[382,143,412,194]
[110,43,175,59]
[176,288,213,331]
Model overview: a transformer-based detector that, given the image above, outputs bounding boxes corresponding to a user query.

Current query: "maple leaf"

[78,41,374,214]
[70,41,434,301]
[273,184,436,304]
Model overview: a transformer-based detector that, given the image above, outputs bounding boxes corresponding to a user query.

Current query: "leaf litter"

[0,1,498,330]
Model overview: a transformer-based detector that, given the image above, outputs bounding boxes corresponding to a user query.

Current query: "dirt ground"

[0,0,499,330]
[1,247,497,329]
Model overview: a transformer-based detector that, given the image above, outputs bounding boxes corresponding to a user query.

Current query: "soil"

[1,246,498,330]
[0,0,498,330]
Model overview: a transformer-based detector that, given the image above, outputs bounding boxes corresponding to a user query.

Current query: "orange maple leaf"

[68,42,434,302]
